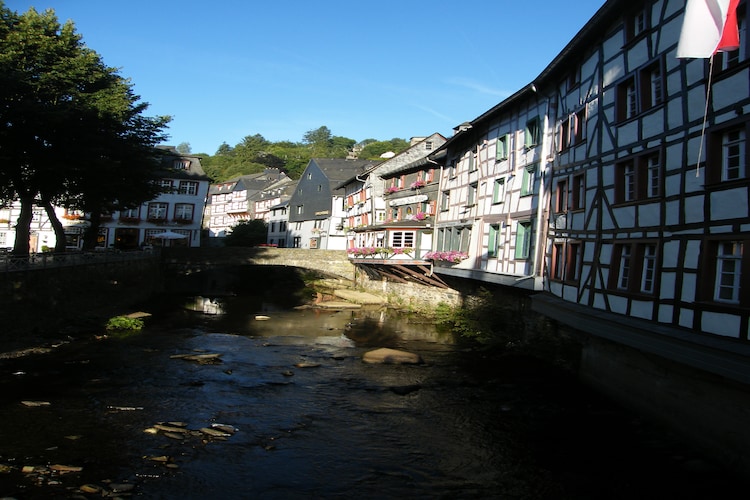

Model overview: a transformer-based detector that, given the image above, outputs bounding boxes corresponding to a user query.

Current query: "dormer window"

[173,159,190,170]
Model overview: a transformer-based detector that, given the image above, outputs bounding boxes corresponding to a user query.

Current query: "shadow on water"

[0,268,747,499]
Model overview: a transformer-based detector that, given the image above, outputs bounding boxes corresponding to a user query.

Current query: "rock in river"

[362,348,423,365]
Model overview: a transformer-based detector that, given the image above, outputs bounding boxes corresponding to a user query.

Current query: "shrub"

[105,316,144,331]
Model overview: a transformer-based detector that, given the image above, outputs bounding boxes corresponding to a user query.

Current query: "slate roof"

[311,158,378,192]
[155,146,210,181]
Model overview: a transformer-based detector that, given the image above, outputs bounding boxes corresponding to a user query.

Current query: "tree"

[303,126,333,157]
[224,219,268,247]
[359,138,410,160]
[176,142,192,154]
[0,5,170,254]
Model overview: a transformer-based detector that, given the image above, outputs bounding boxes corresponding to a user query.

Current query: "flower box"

[410,180,426,189]
[424,250,469,263]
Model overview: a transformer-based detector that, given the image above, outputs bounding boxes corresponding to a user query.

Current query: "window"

[568,66,581,90]
[625,7,648,42]
[708,123,749,183]
[296,205,304,215]
[448,159,457,178]
[551,242,580,282]
[616,61,664,121]
[178,181,199,195]
[173,159,189,170]
[552,243,565,280]
[488,224,500,258]
[391,231,415,248]
[641,244,657,293]
[622,161,636,202]
[121,208,140,219]
[617,77,638,121]
[0,232,6,246]
[174,203,194,222]
[293,236,301,248]
[468,151,477,172]
[556,178,569,213]
[496,134,509,161]
[560,109,586,150]
[492,178,506,204]
[573,109,586,144]
[441,190,450,211]
[521,165,536,196]
[160,180,173,190]
[610,242,659,294]
[558,119,570,152]
[147,202,168,220]
[714,241,743,303]
[723,128,746,180]
[307,173,312,180]
[642,62,663,110]
[566,242,581,282]
[525,117,541,148]
[467,183,478,206]
[615,152,661,203]
[425,141,433,151]
[514,221,533,260]
[572,173,585,210]
[617,245,632,290]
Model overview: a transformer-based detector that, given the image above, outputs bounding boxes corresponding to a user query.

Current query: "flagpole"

[696,56,716,177]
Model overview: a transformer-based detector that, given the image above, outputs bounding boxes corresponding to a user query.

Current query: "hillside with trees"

[195,126,410,182]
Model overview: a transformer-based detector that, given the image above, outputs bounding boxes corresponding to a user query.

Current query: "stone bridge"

[162,247,356,281]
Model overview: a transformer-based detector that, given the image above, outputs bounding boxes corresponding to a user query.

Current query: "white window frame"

[715,241,743,303]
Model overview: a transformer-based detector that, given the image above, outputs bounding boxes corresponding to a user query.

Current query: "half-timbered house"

[430,88,555,291]
[287,158,376,250]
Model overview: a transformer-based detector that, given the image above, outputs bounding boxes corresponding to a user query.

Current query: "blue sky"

[7,1,606,155]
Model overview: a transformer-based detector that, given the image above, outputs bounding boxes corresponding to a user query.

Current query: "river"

[0,288,744,499]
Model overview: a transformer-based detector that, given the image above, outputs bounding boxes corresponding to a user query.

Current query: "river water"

[0,290,744,499]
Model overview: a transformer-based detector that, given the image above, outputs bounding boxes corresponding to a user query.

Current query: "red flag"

[717,0,741,52]
[677,0,741,58]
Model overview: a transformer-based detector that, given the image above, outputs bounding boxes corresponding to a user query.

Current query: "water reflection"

[185,296,225,315]
[0,290,742,499]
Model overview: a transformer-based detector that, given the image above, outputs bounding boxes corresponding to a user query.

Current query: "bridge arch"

[162,247,355,281]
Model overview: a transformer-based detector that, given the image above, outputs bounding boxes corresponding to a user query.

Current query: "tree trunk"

[82,211,101,250]
[41,199,67,253]
[12,195,34,256]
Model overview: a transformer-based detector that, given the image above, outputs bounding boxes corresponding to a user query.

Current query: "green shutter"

[496,134,508,161]
[492,178,505,203]
[488,225,499,257]
[514,222,531,259]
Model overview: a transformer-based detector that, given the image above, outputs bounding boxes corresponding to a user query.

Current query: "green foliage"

[224,219,268,247]
[105,315,144,331]
[359,138,410,159]
[201,127,406,182]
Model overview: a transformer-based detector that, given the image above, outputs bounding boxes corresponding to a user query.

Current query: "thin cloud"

[445,78,512,98]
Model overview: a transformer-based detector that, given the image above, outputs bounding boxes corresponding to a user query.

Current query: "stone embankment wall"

[355,275,463,314]
[0,255,161,341]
